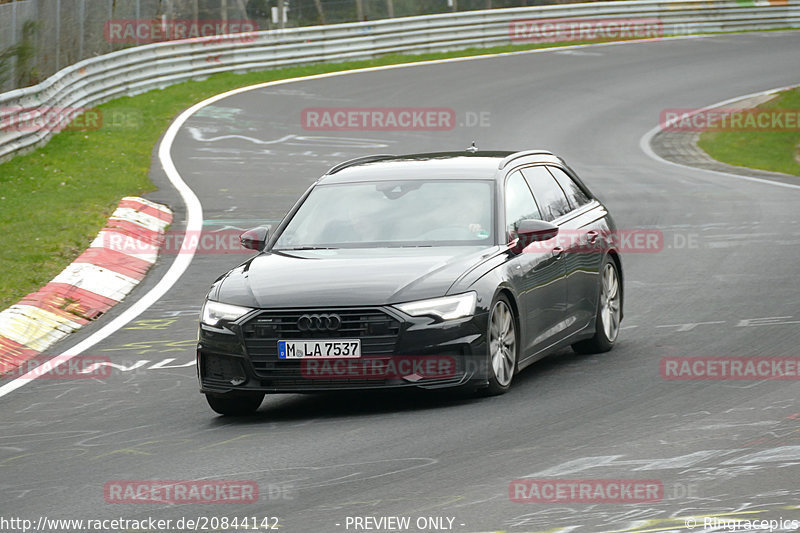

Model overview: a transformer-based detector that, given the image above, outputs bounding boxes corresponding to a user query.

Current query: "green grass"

[2,39,624,310]
[697,87,800,177]
[0,31,785,310]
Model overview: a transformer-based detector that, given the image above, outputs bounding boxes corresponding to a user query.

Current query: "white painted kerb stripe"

[51,264,140,302]
[89,231,159,263]
[0,306,82,352]
[1,33,795,398]
[121,196,173,215]
[110,207,171,233]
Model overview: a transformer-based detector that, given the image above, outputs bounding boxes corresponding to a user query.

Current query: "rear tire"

[205,392,264,416]
[573,256,621,354]
[483,294,518,396]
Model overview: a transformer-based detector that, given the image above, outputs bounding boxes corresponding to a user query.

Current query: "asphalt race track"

[2,31,800,533]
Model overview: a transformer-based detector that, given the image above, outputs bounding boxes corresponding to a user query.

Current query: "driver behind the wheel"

[454,192,491,239]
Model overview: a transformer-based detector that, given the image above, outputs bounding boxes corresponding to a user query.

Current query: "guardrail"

[1,0,798,163]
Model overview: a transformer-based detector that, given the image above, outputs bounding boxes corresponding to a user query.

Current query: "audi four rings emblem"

[297,313,342,331]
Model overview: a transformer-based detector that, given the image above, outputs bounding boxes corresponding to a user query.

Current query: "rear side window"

[521,166,571,221]
[504,171,541,235]
[547,166,591,209]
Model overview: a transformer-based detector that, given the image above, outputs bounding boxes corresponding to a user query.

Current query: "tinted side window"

[504,171,541,235]
[521,166,571,221]
[547,166,591,209]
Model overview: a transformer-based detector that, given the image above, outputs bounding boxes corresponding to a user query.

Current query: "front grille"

[241,308,401,375]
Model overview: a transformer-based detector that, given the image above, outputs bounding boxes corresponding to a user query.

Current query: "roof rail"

[498,150,555,170]
[326,154,396,175]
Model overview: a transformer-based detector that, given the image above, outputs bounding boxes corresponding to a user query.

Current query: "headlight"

[394,292,477,321]
[201,300,252,326]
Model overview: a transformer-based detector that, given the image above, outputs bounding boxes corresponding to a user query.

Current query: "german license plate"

[277,339,361,359]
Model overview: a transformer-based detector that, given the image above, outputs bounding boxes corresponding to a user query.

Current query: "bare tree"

[313,0,326,24]
[235,0,248,19]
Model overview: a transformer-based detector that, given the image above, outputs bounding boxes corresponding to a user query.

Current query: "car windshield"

[274,180,494,249]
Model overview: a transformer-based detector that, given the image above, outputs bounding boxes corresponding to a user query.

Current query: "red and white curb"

[0,197,172,374]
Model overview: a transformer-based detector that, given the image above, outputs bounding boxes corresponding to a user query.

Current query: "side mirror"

[509,219,559,254]
[240,226,270,251]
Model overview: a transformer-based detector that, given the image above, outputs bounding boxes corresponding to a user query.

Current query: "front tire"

[484,294,518,396]
[205,392,264,416]
[573,256,621,354]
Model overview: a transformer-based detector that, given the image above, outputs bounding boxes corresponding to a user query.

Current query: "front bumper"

[197,306,489,394]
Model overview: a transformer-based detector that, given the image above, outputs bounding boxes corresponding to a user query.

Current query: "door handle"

[586,230,599,244]
[553,246,564,259]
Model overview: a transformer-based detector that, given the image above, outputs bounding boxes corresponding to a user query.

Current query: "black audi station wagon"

[198,150,623,415]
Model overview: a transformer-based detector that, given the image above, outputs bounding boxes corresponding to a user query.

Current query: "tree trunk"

[234,0,248,19]
[314,0,326,24]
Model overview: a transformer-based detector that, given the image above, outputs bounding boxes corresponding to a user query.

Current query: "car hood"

[211,246,499,308]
